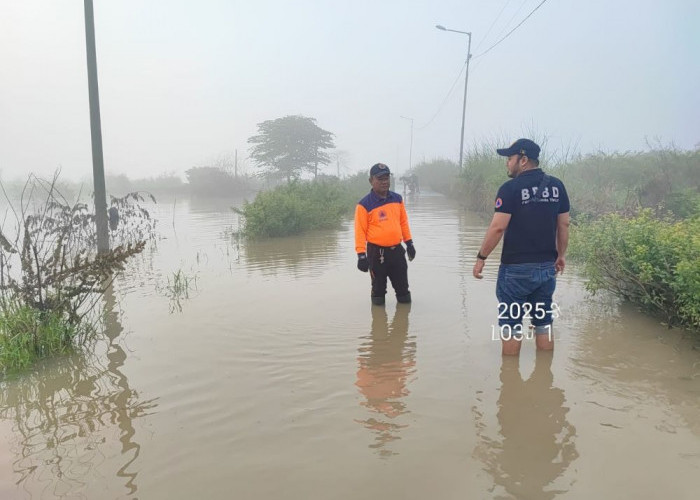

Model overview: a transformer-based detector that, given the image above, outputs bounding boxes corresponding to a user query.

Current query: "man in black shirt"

[472,139,570,356]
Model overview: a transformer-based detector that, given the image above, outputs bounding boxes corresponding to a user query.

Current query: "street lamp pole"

[84,0,109,253]
[400,115,414,172]
[436,25,472,170]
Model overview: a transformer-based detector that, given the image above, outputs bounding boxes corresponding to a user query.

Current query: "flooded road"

[1,192,699,499]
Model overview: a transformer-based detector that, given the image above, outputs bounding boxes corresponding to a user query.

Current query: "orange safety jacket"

[354,190,412,254]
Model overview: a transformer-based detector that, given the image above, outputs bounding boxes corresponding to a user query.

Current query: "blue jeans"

[496,262,557,336]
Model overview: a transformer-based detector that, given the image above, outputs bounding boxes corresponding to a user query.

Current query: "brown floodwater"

[1,192,698,499]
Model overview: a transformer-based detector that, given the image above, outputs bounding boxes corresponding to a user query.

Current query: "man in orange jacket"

[355,163,416,305]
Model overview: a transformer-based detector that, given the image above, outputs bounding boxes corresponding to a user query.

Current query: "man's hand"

[473,259,485,279]
[406,240,416,261]
[357,253,369,272]
[555,256,566,274]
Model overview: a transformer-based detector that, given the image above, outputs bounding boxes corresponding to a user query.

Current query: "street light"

[400,115,414,172]
[84,0,109,253]
[436,24,472,171]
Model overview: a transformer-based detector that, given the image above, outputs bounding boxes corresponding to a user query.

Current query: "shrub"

[235,178,364,238]
[570,210,700,332]
[0,174,151,373]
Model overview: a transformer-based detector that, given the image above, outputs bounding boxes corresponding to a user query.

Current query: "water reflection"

[474,353,578,499]
[0,285,157,498]
[355,304,416,457]
[241,229,340,276]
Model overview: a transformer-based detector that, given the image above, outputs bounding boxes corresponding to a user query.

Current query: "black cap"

[496,138,540,160]
[369,163,391,177]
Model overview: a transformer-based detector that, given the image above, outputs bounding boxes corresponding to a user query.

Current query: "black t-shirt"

[494,169,570,264]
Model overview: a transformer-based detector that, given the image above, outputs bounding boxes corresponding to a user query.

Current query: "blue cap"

[369,163,391,177]
[496,138,541,160]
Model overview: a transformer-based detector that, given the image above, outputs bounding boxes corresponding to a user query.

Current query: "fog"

[1,0,698,182]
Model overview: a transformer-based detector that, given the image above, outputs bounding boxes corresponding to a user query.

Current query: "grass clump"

[156,268,199,313]
[0,301,82,372]
[235,178,365,238]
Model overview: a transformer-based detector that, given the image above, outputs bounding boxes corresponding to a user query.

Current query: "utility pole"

[84,0,109,253]
[459,34,472,171]
[436,25,472,170]
[234,149,238,178]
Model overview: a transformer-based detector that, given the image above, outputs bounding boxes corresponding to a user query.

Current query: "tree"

[185,166,248,196]
[248,115,335,182]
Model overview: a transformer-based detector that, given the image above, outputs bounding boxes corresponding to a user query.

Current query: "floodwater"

[1,192,699,499]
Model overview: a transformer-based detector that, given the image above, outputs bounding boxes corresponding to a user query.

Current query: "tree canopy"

[247,115,335,182]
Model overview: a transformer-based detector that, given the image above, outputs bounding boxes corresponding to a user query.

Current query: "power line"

[416,60,468,130]
[473,0,549,59]
[474,0,514,52]
[492,0,530,44]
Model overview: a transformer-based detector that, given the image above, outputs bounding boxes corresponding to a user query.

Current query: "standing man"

[355,163,416,305]
[472,139,570,356]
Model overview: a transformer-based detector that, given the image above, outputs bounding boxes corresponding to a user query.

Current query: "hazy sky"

[1,0,698,181]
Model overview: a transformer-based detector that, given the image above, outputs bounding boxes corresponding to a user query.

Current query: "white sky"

[1,0,699,181]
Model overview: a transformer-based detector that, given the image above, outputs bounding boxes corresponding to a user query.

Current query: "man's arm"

[555,212,570,274]
[399,201,413,242]
[354,204,369,254]
[473,212,511,279]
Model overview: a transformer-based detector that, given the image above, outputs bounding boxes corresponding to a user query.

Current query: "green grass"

[0,303,80,373]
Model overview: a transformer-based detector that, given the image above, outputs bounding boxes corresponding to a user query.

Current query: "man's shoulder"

[497,178,517,194]
[358,191,373,205]
[388,190,403,203]
[358,190,403,209]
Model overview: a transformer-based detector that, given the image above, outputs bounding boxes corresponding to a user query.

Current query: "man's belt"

[367,242,401,250]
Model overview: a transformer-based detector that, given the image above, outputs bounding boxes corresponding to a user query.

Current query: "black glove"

[406,240,416,261]
[357,253,369,272]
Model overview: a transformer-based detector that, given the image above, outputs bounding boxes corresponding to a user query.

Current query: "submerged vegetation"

[156,268,199,313]
[0,174,154,373]
[234,177,368,238]
[570,211,700,333]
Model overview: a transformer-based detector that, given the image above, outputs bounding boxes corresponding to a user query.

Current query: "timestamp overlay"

[491,302,561,341]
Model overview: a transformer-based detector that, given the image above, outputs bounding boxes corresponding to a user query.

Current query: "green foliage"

[664,189,700,219]
[409,158,460,195]
[235,178,363,238]
[459,144,510,213]
[452,142,700,220]
[570,211,700,332]
[0,174,150,372]
[555,148,700,220]
[0,301,82,373]
[343,171,374,197]
[248,115,335,181]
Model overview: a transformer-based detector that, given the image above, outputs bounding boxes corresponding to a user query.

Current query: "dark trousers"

[367,243,410,298]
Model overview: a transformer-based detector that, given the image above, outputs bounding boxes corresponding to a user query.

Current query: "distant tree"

[186,166,246,196]
[248,115,335,182]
